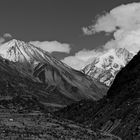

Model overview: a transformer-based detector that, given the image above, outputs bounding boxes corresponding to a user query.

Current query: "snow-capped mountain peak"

[83,48,134,86]
[0,39,107,103]
[0,39,75,69]
[0,39,46,64]
[0,39,31,62]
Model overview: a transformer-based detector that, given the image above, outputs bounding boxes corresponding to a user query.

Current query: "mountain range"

[0,39,107,107]
[0,57,116,139]
[0,38,139,139]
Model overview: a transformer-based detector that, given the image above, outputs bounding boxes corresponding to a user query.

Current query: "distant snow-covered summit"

[83,48,134,86]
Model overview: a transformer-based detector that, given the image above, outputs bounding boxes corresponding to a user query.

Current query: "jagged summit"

[83,48,134,86]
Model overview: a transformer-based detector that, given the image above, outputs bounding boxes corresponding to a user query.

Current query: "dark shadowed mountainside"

[55,51,140,140]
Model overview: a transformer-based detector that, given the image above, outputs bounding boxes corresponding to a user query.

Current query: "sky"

[0,0,140,69]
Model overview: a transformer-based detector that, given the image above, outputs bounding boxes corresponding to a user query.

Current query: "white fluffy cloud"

[82,2,140,53]
[3,33,12,39]
[83,3,140,34]
[62,49,104,70]
[0,33,13,45]
[30,40,70,53]
[63,2,140,70]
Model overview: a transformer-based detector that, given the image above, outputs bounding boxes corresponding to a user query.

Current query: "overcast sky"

[0,0,140,69]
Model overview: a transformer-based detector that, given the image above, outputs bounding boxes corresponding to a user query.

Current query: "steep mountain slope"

[56,51,140,140]
[0,56,75,106]
[0,39,107,104]
[0,44,118,140]
[83,48,134,86]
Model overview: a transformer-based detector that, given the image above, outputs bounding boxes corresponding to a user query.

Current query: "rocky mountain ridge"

[83,48,134,86]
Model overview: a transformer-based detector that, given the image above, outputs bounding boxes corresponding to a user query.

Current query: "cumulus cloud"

[30,41,70,53]
[61,45,108,70]
[62,49,105,70]
[82,2,140,53]
[0,38,5,45]
[0,33,13,45]
[83,3,140,34]
[3,33,12,39]
[63,2,140,70]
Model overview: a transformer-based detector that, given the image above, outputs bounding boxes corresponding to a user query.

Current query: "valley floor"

[0,108,120,140]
